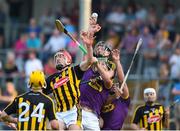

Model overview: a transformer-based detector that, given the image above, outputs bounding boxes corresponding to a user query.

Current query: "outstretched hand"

[88,17,101,35]
[112,85,121,98]
[111,49,120,63]
[80,31,95,47]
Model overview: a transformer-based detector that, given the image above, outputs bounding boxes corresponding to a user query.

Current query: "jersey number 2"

[19,102,44,122]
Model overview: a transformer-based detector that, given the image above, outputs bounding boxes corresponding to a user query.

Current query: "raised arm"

[111,49,129,99]
[80,31,95,71]
[80,21,101,71]
[94,61,114,89]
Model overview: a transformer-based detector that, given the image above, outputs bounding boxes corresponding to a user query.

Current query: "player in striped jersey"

[0,71,59,130]
[43,24,101,130]
[131,88,170,130]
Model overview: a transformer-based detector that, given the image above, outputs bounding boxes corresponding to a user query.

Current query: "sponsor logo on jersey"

[148,115,161,123]
[54,77,69,89]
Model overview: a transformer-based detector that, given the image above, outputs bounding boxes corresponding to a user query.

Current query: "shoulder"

[16,91,29,99]
[73,64,85,74]
[46,72,60,81]
[40,92,54,104]
[153,103,164,108]
[135,104,145,112]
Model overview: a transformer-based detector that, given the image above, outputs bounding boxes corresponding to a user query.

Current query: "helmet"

[28,70,46,89]
[143,88,156,102]
[93,41,112,57]
[54,49,72,70]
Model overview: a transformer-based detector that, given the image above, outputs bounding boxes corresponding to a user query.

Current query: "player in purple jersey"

[80,54,115,130]
[79,14,116,130]
[101,49,130,130]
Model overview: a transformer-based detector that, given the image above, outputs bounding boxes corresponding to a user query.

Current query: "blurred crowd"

[0,0,180,129]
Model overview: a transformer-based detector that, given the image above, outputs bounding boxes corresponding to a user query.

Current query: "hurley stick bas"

[119,38,143,93]
[55,20,87,54]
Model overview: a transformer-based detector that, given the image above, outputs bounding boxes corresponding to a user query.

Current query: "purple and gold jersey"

[101,97,130,130]
[80,68,110,116]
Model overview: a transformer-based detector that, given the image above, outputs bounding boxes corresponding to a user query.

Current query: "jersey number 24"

[19,102,44,123]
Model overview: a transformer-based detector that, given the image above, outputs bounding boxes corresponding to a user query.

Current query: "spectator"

[3,51,19,82]
[142,39,158,78]
[120,26,139,73]
[126,5,136,23]
[105,29,120,49]
[24,51,43,79]
[14,33,28,73]
[44,28,66,55]
[26,31,42,50]
[26,18,41,35]
[147,6,159,35]
[61,17,76,44]
[106,6,126,25]
[163,4,176,40]
[39,8,55,42]
[106,6,126,32]
[135,3,147,22]
[44,57,56,76]
[157,63,171,107]
[156,23,172,63]
[172,33,180,51]
[171,81,180,130]
[169,47,180,81]
[139,26,153,49]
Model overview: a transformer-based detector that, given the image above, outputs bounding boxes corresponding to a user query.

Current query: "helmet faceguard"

[28,70,46,90]
[54,49,72,70]
[144,88,157,103]
[93,41,112,58]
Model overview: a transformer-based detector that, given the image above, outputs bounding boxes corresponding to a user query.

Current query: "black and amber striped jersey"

[43,65,85,112]
[4,91,56,130]
[132,103,165,130]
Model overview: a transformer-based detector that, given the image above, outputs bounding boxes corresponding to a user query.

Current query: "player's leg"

[58,121,66,130]
[68,124,81,130]
[56,112,66,130]
[63,105,82,130]
[81,109,100,130]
